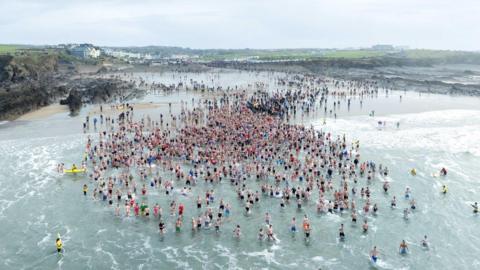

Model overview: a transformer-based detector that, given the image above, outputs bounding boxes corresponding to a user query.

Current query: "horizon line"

[2,43,480,53]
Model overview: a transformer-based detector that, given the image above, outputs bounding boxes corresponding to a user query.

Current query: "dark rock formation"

[60,78,138,114]
[59,90,82,113]
[0,53,142,120]
[0,54,68,120]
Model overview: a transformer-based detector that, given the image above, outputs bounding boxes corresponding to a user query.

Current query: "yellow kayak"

[64,168,86,173]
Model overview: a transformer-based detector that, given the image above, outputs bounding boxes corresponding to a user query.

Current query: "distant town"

[37,43,415,64]
[1,42,479,70]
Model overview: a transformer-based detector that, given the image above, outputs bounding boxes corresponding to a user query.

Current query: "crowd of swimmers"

[60,73,478,262]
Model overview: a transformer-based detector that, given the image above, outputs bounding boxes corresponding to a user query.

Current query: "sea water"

[1,70,479,270]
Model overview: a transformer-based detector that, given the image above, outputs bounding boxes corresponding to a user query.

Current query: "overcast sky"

[0,0,479,50]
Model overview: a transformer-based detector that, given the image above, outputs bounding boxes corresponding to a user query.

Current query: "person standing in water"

[421,235,429,248]
[362,220,368,233]
[351,211,357,223]
[291,217,297,233]
[83,184,88,196]
[339,223,345,240]
[303,216,311,240]
[258,228,265,240]
[233,225,241,238]
[399,240,409,254]
[370,246,379,263]
[403,208,410,220]
[56,235,63,253]
[383,181,389,193]
[391,196,397,208]
[159,219,166,234]
[267,224,276,241]
[175,217,182,232]
[472,202,479,214]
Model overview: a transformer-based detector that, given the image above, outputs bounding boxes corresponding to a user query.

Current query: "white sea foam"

[315,110,480,157]
[161,246,190,269]
[37,233,51,247]
[243,248,281,266]
[183,244,208,264]
[213,244,239,269]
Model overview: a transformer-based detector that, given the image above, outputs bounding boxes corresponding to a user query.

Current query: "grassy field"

[205,49,480,62]
[322,50,387,59]
[0,44,19,54]
[403,49,471,59]
[197,49,389,61]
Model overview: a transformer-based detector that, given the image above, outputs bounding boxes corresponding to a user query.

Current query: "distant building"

[371,44,395,51]
[395,45,410,51]
[69,44,101,59]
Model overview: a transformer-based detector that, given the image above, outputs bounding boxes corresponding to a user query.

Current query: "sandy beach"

[17,104,69,121]
[15,102,172,122]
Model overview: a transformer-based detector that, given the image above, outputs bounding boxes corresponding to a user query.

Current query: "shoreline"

[16,104,69,121]
[13,102,169,122]
[87,102,167,116]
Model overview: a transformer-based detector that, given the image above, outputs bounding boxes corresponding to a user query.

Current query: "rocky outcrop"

[0,54,68,120]
[0,82,69,119]
[206,58,480,96]
[377,77,480,96]
[0,54,58,83]
[0,53,141,120]
[59,89,82,113]
[60,78,138,114]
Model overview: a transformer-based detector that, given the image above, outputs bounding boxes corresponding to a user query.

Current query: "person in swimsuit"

[214,217,221,233]
[224,204,231,218]
[383,181,389,193]
[267,224,276,241]
[421,235,429,248]
[339,223,345,240]
[175,218,182,232]
[410,199,416,210]
[399,240,408,254]
[391,196,397,208]
[258,228,265,240]
[159,219,166,234]
[234,225,241,238]
[362,220,368,233]
[370,246,379,263]
[472,202,478,214]
[291,217,297,233]
[303,222,311,240]
[404,187,411,199]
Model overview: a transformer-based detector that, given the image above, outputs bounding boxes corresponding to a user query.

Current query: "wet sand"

[17,104,69,121]
[15,102,171,122]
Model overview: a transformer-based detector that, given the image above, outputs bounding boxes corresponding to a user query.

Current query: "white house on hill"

[69,44,101,59]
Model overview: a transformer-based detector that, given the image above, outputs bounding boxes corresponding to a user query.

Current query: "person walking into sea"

[370,246,379,263]
[472,202,478,214]
[399,240,409,254]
